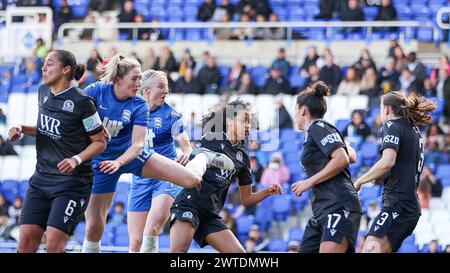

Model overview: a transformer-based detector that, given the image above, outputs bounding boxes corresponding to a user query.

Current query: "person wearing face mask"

[260,152,290,187]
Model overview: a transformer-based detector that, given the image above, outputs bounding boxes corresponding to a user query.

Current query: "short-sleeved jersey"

[380,118,423,215]
[301,120,361,220]
[173,132,253,217]
[145,102,184,160]
[84,82,149,161]
[36,85,103,177]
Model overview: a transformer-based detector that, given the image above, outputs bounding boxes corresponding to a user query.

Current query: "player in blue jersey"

[81,55,235,253]
[127,70,192,253]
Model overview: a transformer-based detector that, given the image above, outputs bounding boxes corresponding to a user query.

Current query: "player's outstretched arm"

[58,130,108,174]
[292,147,349,196]
[239,184,282,207]
[176,131,193,166]
[345,141,357,164]
[8,125,37,140]
[354,148,397,191]
[99,125,146,174]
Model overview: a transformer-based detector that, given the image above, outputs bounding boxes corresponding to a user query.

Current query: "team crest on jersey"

[62,100,74,112]
[122,109,131,122]
[182,211,193,220]
[236,151,243,162]
[154,117,163,128]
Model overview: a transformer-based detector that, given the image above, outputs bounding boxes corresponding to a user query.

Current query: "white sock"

[140,235,159,253]
[186,153,208,177]
[82,238,101,253]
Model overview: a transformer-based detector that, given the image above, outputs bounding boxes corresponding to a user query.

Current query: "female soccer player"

[127,70,192,253]
[8,50,107,252]
[169,99,283,253]
[354,92,436,253]
[82,55,233,253]
[291,81,362,253]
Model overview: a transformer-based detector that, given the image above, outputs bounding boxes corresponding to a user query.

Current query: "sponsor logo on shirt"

[383,135,399,145]
[62,100,74,112]
[103,117,124,137]
[154,117,163,128]
[320,133,341,146]
[122,109,131,123]
[39,114,61,140]
[236,151,243,162]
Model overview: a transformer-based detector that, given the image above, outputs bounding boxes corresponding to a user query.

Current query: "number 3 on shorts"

[65,200,77,217]
[376,212,389,226]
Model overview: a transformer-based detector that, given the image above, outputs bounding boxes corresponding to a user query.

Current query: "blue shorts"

[92,150,154,194]
[128,176,183,212]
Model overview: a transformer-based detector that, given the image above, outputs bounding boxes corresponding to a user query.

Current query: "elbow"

[99,139,107,153]
[132,143,144,157]
[385,157,396,169]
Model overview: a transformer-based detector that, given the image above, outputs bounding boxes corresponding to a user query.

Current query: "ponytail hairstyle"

[202,98,251,134]
[139,69,168,94]
[381,91,437,126]
[100,54,141,83]
[52,49,85,81]
[296,81,330,119]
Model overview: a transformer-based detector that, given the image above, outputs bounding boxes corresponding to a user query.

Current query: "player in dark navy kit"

[354,91,436,253]
[291,81,362,253]
[82,55,234,253]
[127,70,193,253]
[169,99,283,253]
[8,50,107,252]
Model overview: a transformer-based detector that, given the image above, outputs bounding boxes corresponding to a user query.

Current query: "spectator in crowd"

[0,108,6,125]
[147,18,164,41]
[236,0,256,19]
[275,99,293,129]
[368,113,383,143]
[219,208,237,236]
[444,73,450,123]
[197,56,221,94]
[393,46,408,73]
[397,69,423,95]
[194,51,210,76]
[423,79,436,98]
[215,13,234,40]
[249,140,268,167]
[420,167,443,198]
[287,240,300,252]
[444,245,450,253]
[315,0,346,20]
[174,67,204,94]
[108,202,126,226]
[94,15,119,41]
[262,66,291,95]
[34,38,48,60]
[271,48,290,77]
[374,0,397,33]
[228,60,246,90]
[247,225,270,252]
[79,14,96,40]
[428,240,441,253]
[407,52,427,83]
[378,57,399,92]
[218,0,235,19]
[254,14,268,40]
[154,46,178,72]
[178,49,196,78]
[86,48,103,73]
[365,200,381,230]
[263,13,285,40]
[387,39,400,58]
[417,178,432,209]
[232,14,252,40]
[343,110,371,143]
[197,0,216,22]
[236,72,257,94]
[133,14,150,40]
[353,49,377,78]
[301,46,320,76]
[142,48,157,71]
[319,53,341,94]
[0,193,9,224]
[337,66,361,96]
[8,196,22,225]
[302,63,320,91]
[250,156,264,184]
[244,237,258,253]
[80,62,103,89]
[360,68,380,104]
[260,152,290,187]
[253,0,272,19]
[0,135,18,156]
[89,0,109,13]
[425,139,443,166]
[339,0,365,34]
[430,55,450,86]
[57,0,73,32]
[435,68,448,99]
[25,59,40,87]
[118,0,137,38]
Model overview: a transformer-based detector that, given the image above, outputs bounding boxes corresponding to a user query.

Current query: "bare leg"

[46,226,70,253]
[17,224,45,253]
[319,237,350,253]
[169,220,195,253]
[127,211,148,252]
[205,229,245,253]
[363,235,392,253]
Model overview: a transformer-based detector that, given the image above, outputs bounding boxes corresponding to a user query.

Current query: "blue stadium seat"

[1,180,19,202]
[284,151,300,165]
[288,227,304,241]
[335,119,350,134]
[359,186,380,208]
[74,221,86,244]
[116,182,129,195]
[271,195,291,221]
[186,29,203,40]
[218,66,230,87]
[290,189,310,211]
[71,0,89,19]
[115,235,129,246]
[436,164,450,180]
[416,27,434,42]
[115,223,128,236]
[360,141,379,166]
[254,207,273,232]
[236,215,254,242]
[19,181,29,198]
[102,223,115,246]
[364,6,378,21]
[251,66,268,88]
[397,243,419,253]
[268,238,288,252]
